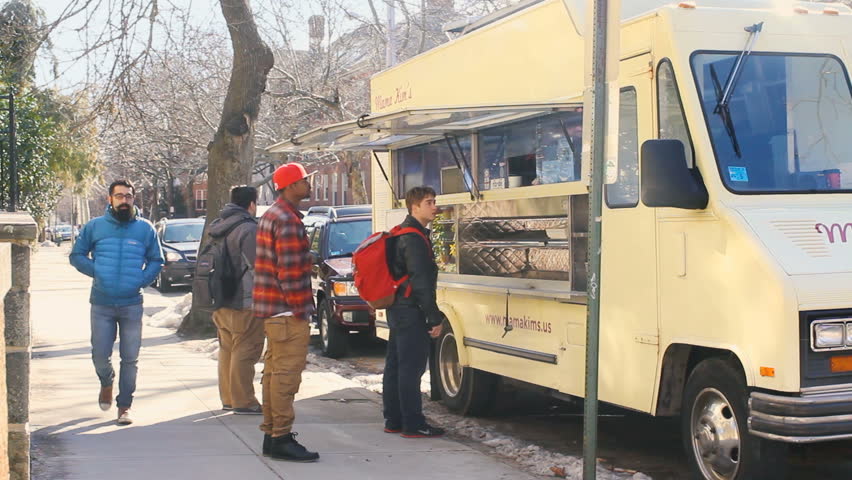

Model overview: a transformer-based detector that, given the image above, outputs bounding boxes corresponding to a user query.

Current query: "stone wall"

[0,242,10,479]
[0,212,37,480]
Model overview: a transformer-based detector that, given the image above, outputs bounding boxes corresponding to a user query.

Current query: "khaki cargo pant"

[212,308,265,409]
[259,315,310,437]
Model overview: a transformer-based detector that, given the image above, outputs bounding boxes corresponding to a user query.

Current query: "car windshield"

[56,226,71,233]
[326,219,372,257]
[163,223,204,243]
[691,53,852,193]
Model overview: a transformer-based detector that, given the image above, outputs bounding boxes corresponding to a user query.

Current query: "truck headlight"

[165,251,183,262]
[814,323,845,349]
[332,281,359,296]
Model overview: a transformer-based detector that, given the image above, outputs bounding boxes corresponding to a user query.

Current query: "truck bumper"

[748,390,852,443]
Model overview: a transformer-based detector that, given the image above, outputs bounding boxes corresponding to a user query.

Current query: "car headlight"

[814,322,845,349]
[165,251,183,262]
[332,280,359,296]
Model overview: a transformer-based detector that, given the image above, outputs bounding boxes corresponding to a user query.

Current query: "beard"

[113,204,133,222]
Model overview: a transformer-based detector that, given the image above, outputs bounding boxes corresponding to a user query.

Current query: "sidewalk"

[29,245,538,480]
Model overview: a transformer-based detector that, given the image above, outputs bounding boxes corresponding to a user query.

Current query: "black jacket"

[388,215,443,328]
[208,203,257,310]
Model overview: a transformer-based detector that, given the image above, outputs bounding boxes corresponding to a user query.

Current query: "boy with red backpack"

[379,186,446,438]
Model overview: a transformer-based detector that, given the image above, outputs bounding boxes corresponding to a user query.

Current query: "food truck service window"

[396,137,472,196]
[478,111,583,190]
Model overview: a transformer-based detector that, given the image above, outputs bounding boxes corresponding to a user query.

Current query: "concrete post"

[0,212,38,480]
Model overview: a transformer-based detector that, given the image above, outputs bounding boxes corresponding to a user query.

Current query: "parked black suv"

[308,211,373,358]
[154,217,204,291]
[303,204,372,228]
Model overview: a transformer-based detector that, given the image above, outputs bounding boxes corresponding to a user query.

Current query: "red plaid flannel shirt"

[252,197,314,320]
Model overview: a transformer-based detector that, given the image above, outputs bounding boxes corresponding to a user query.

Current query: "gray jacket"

[208,203,257,310]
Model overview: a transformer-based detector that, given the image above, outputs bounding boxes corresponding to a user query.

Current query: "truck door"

[598,54,660,413]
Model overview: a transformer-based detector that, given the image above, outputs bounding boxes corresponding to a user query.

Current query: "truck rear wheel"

[682,357,788,480]
[436,322,497,416]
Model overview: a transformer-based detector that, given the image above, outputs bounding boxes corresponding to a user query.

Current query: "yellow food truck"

[269,1,852,478]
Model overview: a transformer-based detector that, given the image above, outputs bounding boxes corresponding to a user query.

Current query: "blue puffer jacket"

[70,206,164,306]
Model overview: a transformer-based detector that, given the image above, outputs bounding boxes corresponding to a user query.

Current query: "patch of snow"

[145,293,191,328]
[193,338,220,360]
[39,241,58,248]
[305,351,646,479]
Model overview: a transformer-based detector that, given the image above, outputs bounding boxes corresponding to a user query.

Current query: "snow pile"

[145,293,192,328]
[194,338,220,360]
[39,241,58,248]
[306,351,649,480]
[441,417,646,479]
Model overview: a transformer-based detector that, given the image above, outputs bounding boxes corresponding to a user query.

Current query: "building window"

[321,174,329,201]
[332,172,338,204]
[195,189,207,211]
[311,175,322,200]
[341,171,348,204]
[395,137,472,197]
[478,111,582,190]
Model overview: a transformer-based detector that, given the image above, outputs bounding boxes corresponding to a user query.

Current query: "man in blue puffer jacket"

[70,179,164,425]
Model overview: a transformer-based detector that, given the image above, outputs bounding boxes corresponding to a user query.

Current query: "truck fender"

[437,300,469,367]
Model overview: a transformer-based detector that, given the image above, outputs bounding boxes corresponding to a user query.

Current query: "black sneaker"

[262,434,271,456]
[384,421,402,434]
[222,404,233,411]
[234,405,262,415]
[401,425,445,438]
[268,432,320,462]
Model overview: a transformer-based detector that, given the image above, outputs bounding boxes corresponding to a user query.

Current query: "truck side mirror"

[641,139,709,210]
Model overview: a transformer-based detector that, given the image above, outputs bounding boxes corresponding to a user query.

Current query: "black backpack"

[193,218,252,310]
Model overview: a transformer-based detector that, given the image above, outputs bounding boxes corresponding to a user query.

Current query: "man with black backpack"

[207,186,262,415]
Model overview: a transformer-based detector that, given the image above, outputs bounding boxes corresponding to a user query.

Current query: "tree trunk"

[178,0,274,338]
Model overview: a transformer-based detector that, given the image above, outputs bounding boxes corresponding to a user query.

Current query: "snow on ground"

[145,293,192,329]
[147,295,651,480]
[305,351,649,480]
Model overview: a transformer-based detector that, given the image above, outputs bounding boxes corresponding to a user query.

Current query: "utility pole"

[582,0,620,478]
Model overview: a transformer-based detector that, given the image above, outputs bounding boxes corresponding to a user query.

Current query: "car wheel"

[155,273,172,293]
[318,300,347,358]
[435,321,497,416]
[682,357,788,480]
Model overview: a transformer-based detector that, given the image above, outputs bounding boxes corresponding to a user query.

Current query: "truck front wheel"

[435,322,497,416]
[682,357,788,480]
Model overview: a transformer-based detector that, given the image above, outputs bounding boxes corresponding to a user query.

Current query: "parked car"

[54,224,77,244]
[308,210,374,358]
[154,218,204,291]
[303,204,372,228]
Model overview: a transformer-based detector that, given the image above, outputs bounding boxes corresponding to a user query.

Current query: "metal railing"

[0,89,17,212]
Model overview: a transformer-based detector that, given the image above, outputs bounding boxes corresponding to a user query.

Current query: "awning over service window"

[267,102,582,154]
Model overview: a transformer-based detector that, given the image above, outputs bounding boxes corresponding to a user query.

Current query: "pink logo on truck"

[815,223,852,243]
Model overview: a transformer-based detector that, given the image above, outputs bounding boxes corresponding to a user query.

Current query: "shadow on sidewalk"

[32,332,185,359]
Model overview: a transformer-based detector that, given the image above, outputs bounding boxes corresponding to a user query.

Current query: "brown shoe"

[98,385,113,411]
[117,407,133,425]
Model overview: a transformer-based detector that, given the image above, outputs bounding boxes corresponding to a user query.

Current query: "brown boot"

[98,385,113,411]
[117,407,133,425]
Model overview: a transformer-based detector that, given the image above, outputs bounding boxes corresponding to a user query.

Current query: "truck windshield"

[691,53,852,193]
[327,219,372,258]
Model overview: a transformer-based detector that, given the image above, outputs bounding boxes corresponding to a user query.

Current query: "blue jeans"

[90,303,144,409]
[383,305,431,430]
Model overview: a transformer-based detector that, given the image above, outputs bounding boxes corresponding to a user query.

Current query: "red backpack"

[353,225,430,309]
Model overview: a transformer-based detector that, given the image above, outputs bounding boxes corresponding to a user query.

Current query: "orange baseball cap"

[273,163,316,190]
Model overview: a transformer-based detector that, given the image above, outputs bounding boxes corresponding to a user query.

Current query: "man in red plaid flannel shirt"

[253,162,319,462]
